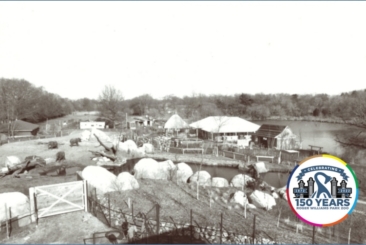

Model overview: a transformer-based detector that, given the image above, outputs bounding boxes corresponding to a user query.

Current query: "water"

[185,162,290,188]
[119,158,289,188]
[115,120,357,189]
[253,120,358,155]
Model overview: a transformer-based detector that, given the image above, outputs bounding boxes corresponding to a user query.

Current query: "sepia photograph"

[0,1,366,244]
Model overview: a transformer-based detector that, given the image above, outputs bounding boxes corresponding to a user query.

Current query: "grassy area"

[1,131,366,244]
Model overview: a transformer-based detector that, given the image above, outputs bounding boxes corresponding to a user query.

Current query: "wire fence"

[0,202,34,239]
[86,186,279,244]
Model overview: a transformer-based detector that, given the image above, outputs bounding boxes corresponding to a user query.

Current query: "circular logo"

[287,154,358,227]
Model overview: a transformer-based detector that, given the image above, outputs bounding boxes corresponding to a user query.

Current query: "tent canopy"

[164,114,189,129]
[189,116,260,133]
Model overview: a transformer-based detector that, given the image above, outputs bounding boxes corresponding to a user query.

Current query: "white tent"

[164,114,189,129]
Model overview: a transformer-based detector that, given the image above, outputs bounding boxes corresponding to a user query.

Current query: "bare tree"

[99,85,124,128]
[335,92,366,149]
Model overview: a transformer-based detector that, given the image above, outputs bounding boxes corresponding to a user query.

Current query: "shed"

[189,116,260,143]
[130,116,155,128]
[253,124,297,150]
[0,120,40,137]
[80,121,106,129]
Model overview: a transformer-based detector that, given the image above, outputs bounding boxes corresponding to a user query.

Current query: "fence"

[0,202,34,239]
[86,186,278,244]
[2,133,70,145]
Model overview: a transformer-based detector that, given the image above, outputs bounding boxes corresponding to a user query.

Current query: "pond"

[113,120,359,189]
[118,158,289,188]
[253,120,359,155]
[185,162,289,188]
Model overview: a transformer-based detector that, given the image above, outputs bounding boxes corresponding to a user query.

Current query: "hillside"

[0,131,365,244]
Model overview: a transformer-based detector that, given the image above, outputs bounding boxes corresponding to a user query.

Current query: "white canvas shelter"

[164,114,190,136]
[189,116,260,142]
[164,114,189,129]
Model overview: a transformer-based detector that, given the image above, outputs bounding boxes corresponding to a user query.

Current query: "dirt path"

[0,211,109,244]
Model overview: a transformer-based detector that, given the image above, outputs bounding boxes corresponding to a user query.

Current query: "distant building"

[128,116,155,129]
[0,120,40,137]
[253,124,297,150]
[189,116,260,143]
[80,121,105,129]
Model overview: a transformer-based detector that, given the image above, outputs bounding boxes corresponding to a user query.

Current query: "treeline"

[0,78,75,123]
[1,78,365,125]
[121,91,366,121]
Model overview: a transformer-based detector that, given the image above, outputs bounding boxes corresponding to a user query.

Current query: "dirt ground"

[1,131,365,244]
[0,211,111,244]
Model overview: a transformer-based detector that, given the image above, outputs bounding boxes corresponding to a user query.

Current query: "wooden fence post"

[220,213,223,244]
[33,192,38,226]
[348,228,351,245]
[156,204,160,243]
[252,215,256,243]
[190,209,193,243]
[132,202,134,217]
[312,226,315,244]
[83,180,88,212]
[5,203,9,239]
[108,194,111,227]
[29,187,36,223]
[146,215,149,244]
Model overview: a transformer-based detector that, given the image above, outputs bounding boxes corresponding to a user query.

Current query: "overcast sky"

[1,2,366,100]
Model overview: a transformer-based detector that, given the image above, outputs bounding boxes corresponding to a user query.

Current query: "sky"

[1,1,366,100]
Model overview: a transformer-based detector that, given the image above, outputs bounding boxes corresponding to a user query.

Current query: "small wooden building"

[129,116,155,128]
[253,124,297,150]
[0,120,40,137]
[79,121,106,129]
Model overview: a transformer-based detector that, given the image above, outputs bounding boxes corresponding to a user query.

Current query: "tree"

[335,91,366,149]
[98,85,124,128]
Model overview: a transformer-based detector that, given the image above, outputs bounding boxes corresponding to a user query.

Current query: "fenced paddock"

[85,189,276,244]
[2,174,366,244]
[0,180,88,240]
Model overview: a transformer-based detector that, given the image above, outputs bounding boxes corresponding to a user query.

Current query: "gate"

[29,180,87,221]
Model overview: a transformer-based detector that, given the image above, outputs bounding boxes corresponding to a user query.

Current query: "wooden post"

[244,203,247,219]
[348,228,351,244]
[252,215,256,242]
[93,232,95,244]
[83,180,88,212]
[131,201,134,216]
[312,226,315,244]
[220,213,223,244]
[94,188,97,215]
[108,194,111,227]
[29,187,36,223]
[156,204,160,243]
[5,203,9,239]
[190,209,193,243]
[33,192,38,225]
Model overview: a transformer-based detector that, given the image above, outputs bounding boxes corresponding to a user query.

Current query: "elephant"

[56,151,66,162]
[70,138,82,146]
[48,141,58,149]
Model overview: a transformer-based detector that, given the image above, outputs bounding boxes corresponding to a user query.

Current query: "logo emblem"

[287,154,358,227]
